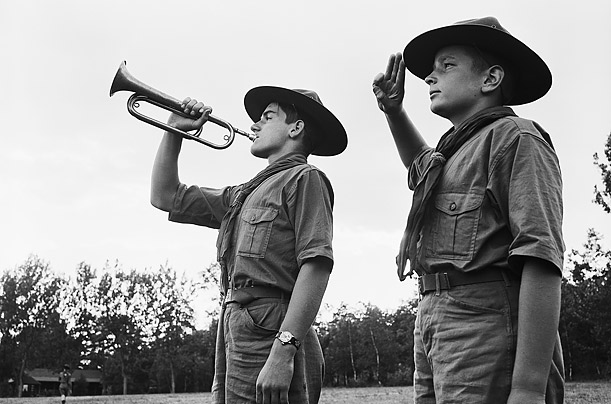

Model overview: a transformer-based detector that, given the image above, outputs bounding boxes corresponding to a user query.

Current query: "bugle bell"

[109,61,256,149]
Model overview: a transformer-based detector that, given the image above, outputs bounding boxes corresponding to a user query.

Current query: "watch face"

[276,331,301,349]
[279,331,292,343]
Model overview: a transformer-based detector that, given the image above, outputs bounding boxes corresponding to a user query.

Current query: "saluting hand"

[167,97,212,132]
[372,53,406,115]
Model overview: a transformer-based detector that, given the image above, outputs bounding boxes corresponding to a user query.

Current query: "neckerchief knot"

[430,152,446,165]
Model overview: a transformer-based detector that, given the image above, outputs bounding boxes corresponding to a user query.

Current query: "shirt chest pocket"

[426,192,483,260]
[237,207,279,258]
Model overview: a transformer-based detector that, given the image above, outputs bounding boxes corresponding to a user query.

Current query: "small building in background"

[27,368,103,396]
[9,373,40,397]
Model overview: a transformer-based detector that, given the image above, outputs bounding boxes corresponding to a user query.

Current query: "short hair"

[466,45,516,104]
[277,102,321,155]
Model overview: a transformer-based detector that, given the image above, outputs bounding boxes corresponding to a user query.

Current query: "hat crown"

[292,89,323,106]
[453,16,509,34]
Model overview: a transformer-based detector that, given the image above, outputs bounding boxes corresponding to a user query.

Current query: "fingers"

[373,52,406,114]
[389,52,404,83]
[256,382,287,404]
[179,97,212,129]
[166,97,211,130]
[180,97,211,118]
[372,72,385,86]
[371,84,384,99]
[280,389,289,404]
[384,53,395,79]
[374,52,405,90]
[384,52,403,80]
[255,385,265,404]
[256,387,286,404]
[397,57,406,89]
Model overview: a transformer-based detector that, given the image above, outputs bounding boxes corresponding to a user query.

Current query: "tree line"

[0,258,218,397]
[1,242,610,397]
[1,133,610,397]
[0,256,415,396]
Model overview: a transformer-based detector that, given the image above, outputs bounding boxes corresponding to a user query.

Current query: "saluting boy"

[372,17,565,404]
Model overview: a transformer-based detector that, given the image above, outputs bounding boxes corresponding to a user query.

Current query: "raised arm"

[150,98,211,211]
[372,53,428,169]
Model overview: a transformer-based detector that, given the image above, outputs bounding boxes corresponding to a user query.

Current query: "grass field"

[2,382,609,403]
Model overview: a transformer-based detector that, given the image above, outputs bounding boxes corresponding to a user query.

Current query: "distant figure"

[58,364,71,404]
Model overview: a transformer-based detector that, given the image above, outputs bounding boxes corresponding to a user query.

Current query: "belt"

[418,269,508,295]
[224,285,291,306]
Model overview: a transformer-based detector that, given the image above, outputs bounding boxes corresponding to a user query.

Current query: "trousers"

[211,300,324,403]
[413,278,564,403]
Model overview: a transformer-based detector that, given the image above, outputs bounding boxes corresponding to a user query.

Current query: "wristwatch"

[275,331,301,350]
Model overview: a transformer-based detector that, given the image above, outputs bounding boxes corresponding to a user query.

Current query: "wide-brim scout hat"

[244,86,348,156]
[403,16,552,105]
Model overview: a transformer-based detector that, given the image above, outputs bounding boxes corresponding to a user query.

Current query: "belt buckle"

[418,276,425,295]
[223,288,233,305]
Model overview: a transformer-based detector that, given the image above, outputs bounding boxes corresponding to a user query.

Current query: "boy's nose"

[425,73,436,85]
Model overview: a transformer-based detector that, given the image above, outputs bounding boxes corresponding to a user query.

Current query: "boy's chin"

[429,104,451,120]
[250,145,267,159]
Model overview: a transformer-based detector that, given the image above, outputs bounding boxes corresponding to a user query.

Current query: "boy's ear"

[289,120,305,139]
[482,65,505,95]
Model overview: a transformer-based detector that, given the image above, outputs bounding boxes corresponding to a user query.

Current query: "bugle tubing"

[109,61,256,149]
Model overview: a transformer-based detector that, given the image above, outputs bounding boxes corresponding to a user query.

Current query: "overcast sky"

[1,0,610,327]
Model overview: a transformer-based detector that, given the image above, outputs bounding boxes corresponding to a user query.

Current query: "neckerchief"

[217,152,308,292]
[396,106,517,281]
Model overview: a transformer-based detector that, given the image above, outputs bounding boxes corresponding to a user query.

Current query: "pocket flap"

[241,208,279,224]
[434,192,483,215]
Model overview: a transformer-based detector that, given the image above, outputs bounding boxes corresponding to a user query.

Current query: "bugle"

[109,61,256,149]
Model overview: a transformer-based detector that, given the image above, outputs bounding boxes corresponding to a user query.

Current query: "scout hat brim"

[244,86,347,156]
[403,16,552,105]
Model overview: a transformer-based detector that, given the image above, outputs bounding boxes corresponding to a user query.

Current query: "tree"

[62,261,155,394]
[357,304,398,386]
[320,301,417,387]
[199,262,223,318]
[561,229,611,379]
[322,304,359,386]
[148,263,196,393]
[0,255,66,397]
[60,261,201,394]
[387,301,417,385]
[558,132,611,380]
[361,305,383,385]
[593,132,611,212]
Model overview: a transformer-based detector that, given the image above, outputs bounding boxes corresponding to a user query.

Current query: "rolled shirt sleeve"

[169,183,238,229]
[496,131,565,273]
